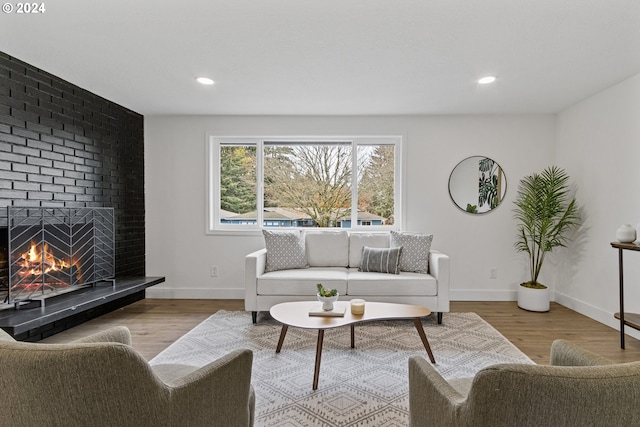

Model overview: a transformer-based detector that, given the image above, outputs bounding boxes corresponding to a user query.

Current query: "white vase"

[517,284,550,312]
[317,293,339,311]
[616,224,636,243]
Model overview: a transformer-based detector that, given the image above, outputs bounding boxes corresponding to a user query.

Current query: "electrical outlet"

[489,267,498,279]
[210,266,218,277]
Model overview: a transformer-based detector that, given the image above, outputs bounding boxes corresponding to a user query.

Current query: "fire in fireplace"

[5,207,115,306]
[14,241,81,291]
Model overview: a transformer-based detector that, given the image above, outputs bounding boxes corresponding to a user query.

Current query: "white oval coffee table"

[270,301,436,390]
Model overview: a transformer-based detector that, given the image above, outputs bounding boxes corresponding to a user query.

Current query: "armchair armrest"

[408,355,465,427]
[550,339,613,366]
[73,326,132,346]
[166,349,254,426]
[245,248,267,311]
[0,327,16,342]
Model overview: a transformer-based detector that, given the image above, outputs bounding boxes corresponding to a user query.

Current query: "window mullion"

[351,140,359,228]
[257,139,264,228]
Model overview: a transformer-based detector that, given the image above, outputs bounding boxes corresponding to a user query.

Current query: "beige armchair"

[0,326,255,427]
[409,339,640,427]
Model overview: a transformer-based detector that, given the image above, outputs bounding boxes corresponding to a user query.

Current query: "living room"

[1,1,640,426]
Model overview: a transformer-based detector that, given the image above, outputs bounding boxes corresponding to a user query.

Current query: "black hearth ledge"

[0,276,164,341]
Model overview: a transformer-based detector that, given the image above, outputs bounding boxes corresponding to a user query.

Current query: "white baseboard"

[450,289,517,301]
[150,288,518,302]
[146,287,244,299]
[554,291,640,341]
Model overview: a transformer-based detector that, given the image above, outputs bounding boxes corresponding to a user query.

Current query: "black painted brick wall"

[0,51,145,278]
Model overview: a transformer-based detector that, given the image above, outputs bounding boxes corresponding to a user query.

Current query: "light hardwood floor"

[41,299,640,365]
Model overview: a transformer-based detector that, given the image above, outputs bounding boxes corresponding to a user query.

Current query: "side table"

[611,241,640,349]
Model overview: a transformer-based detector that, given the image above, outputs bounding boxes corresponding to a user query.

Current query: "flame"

[18,242,72,278]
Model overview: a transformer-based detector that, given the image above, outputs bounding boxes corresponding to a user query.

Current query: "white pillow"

[263,229,308,272]
[348,233,390,268]
[305,231,349,267]
[390,231,433,274]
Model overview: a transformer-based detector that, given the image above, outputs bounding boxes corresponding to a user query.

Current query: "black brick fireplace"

[0,51,160,340]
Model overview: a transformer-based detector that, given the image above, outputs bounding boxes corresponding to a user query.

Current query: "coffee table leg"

[412,318,436,363]
[313,329,325,390]
[351,324,355,348]
[275,324,288,353]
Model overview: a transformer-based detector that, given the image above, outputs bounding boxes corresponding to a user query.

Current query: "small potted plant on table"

[316,283,339,311]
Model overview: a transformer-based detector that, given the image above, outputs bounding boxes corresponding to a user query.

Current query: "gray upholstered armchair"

[0,326,255,427]
[409,339,640,427]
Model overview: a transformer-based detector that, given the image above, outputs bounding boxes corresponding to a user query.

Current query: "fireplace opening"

[2,207,115,308]
[10,240,82,302]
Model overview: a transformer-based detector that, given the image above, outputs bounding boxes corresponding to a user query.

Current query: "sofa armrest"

[73,326,132,346]
[245,248,267,311]
[408,355,465,427]
[429,250,450,312]
[550,339,613,367]
[167,349,254,426]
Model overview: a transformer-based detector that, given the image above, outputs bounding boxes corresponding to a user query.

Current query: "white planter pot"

[317,293,339,311]
[517,284,550,312]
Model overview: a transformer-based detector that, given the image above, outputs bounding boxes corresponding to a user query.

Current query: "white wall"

[555,72,640,339]
[144,115,555,301]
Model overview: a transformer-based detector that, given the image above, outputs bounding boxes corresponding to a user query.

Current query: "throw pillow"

[390,231,433,274]
[359,246,402,275]
[262,229,308,272]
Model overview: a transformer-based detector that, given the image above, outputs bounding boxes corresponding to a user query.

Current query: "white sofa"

[245,230,450,324]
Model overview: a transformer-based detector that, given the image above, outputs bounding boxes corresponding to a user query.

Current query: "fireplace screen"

[7,207,115,305]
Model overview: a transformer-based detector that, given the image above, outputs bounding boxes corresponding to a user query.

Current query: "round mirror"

[449,156,507,214]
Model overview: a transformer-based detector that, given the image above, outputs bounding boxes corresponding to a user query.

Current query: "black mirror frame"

[448,156,507,214]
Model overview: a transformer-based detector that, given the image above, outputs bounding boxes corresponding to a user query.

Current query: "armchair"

[409,339,640,427]
[0,326,255,427]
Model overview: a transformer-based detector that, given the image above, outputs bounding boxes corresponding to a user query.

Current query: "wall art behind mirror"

[449,156,507,214]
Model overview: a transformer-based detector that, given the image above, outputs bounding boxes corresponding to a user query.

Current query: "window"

[207,136,402,233]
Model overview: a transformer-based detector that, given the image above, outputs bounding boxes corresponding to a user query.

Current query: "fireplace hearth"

[4,207,115,308]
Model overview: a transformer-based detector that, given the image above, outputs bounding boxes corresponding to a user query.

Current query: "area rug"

[150,311,532,426]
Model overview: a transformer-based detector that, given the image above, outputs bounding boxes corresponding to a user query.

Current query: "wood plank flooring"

[40,299,640,365]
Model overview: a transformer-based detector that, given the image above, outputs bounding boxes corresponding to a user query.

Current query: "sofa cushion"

[263,229,308,272]
[348,233,390,268]
[306,231,349,267]
[347,269,438,296]
[359,246,402,274]
[257,267,348,295]
[391,231,433,274]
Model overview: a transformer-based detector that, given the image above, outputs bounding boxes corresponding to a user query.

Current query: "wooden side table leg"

[413,318,436,363]
[351,324,355,348]
[275,324,288,353]
[618,248,626,349]
[313,329,325,390]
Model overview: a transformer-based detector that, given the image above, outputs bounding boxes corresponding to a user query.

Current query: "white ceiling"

[1,0,640,116]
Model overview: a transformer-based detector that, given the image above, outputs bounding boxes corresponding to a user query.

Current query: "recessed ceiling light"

[196,77,214,85]
[478,76,496,85]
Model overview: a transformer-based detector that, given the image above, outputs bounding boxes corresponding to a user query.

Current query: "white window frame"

[206,135,403,235]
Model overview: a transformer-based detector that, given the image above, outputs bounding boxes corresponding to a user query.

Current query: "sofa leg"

[252,311,257,324]
[437,312,443,324]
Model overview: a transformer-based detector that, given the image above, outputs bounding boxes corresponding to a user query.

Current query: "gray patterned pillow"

[390,231,433,274]
[263,230,308,272]
[359,246,402,275]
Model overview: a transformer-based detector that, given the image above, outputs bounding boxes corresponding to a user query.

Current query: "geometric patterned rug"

[150,311,533,426]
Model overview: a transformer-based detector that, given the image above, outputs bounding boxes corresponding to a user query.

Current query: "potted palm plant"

[513,166,581,311]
